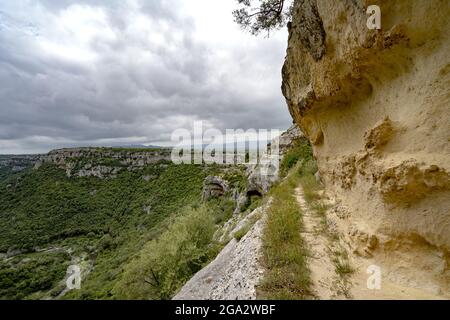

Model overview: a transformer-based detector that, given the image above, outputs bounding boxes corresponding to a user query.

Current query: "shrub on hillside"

[112,205,216,299]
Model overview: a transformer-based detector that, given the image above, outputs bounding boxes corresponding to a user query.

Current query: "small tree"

[233,0,293,36]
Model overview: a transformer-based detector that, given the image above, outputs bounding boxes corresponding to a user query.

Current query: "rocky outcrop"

[277,124,305,155]
[173,203,269,300]
[246,168,275,195]
[0,155,41,173]
[202,176,230,200]
[35,147,172,178]
[247,124,304,194]
[283,0,450,295]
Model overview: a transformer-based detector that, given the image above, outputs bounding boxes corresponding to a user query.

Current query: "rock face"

[283,0,450,294]
[36,148,172,178]
[0,155,41,173]
[247,124,304,194]
[277,124,305,155]
[173,203,269,300]
[202,176,230,200]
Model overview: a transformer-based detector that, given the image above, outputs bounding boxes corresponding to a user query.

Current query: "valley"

[0,148,250,299]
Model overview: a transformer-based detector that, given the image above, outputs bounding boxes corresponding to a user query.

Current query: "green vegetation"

[239,194,261,214]
[0,162,205,252]
[0,166,14,181]
[1,140,323,300]
[220,166,248,192]
[332,247,354,277]
[207,197,236,225]
[279,138,313,178]
[258,138,325,300]
[233,211,262,241]
[0,159,241,299]
[0,251,70,300]
[112,205,218,299]
[329,244,354,298]
[0,155,37,181]
[233,225,251,241]
[258,165,311,299]
[295,148,354,298]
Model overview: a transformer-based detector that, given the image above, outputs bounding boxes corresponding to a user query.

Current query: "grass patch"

[330,246,354,277]
[296,154,355,298]
[258,165,312,299]
[233,224,252,241]
[334,260,354,276]
[297,158,329,235]
[329,245,354,298]
[298,158,320,204]
[233,210,263,241]
[311,201,328,217]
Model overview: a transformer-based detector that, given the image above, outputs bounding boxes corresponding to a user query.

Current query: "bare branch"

[233,0,293,36]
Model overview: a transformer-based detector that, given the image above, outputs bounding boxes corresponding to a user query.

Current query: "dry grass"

[331,247,354,276]
[298,158,354,298]
[258,165,312,300]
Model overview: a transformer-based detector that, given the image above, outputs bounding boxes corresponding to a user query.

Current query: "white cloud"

[0,0,291,154]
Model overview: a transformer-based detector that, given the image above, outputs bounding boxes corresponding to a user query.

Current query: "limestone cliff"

[35,147,172,178]
[282,0,450,295]
[0,155,41,173]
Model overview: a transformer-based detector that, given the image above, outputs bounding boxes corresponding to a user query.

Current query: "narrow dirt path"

[295,186,339,299]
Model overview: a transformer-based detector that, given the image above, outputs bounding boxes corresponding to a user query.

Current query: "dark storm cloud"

[0,0,291,154]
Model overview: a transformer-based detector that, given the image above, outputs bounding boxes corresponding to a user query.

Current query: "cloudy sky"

[0,0,291,154]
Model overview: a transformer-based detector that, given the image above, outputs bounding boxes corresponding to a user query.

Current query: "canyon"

[1,0,449,301]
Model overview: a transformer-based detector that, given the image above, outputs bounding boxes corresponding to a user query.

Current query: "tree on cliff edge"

[233,0,293,36]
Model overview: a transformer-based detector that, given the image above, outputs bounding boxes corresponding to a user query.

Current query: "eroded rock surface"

[202,176,230,200]
[282,0,450,295]
[173,204,269,300]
